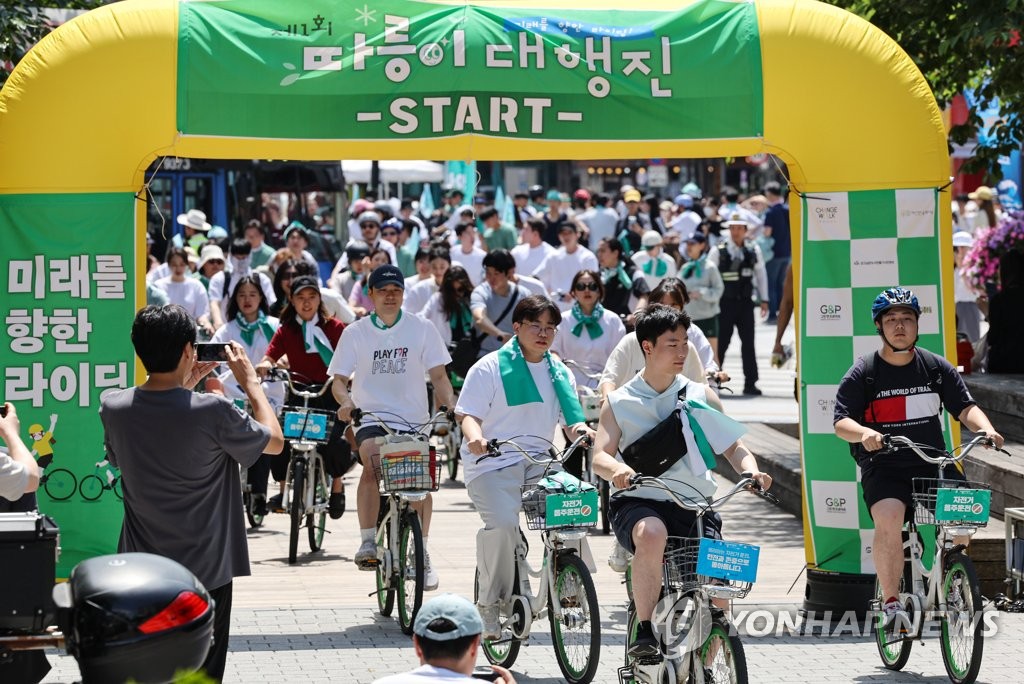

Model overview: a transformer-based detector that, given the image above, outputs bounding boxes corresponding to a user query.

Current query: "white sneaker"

[423,550,439,591]
[608,541,631,573]
[354,539,378,569]
[478,602,501,640]
[882,599,910,631]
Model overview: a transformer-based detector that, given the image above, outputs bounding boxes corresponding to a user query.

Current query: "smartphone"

[0,405,7,418]
[471,667,499,681]
[195,343,230,362]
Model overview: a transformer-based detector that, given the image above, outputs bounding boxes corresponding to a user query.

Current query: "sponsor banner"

[810,481,859,530]
[804,385,841,435]
[804,288,853,337]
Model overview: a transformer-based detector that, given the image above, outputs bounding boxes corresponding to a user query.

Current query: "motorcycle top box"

[54,553,214,684]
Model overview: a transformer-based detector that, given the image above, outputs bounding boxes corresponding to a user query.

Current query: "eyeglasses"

[523,323,557,337]
[574,282,600,292]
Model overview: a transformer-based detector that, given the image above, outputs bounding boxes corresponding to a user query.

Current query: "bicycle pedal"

[356,559,380,571]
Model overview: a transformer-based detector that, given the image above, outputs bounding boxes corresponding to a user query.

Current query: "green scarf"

[642,255,668,277]
[570,301,605,339]
[601,264,632,289]
[236,313,277,348]
[681,257,703,280]
[300,315,335,367]
[497,337,585,425]
[449,303,473,336]
[370,310,403,331]
[683,398,720,471]
[616,229,634,257]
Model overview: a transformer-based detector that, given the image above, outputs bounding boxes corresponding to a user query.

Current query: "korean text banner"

[0,193,135,576]
[177,0,763,141]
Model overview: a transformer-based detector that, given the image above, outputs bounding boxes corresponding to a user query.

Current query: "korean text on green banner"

[798,188,950,576]
[1,193,136,576]
[177,0,763,141]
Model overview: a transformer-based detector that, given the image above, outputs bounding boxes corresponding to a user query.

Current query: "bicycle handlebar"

[264,367,333,399]
[613,472,778,514]
[480,430,593,465]
[881,433,1008,464]
[351,407,454,433]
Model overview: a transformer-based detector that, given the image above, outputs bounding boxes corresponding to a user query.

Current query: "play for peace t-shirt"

[327,313,451,432]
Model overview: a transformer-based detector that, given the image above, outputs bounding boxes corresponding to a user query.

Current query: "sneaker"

[329,491,345,520]
[252,494,268,518]
[882,599,909,631]
[628,621,660,659]
[478,603,501,640]
[267,493,285,513]
[423,550,439,591]
[354,539,379,570]
[608,541,631,574]
[742,386,763,396]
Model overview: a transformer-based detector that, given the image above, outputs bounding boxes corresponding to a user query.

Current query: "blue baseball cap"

[413,594,483,641]
[367,264,405,290]
[674,194,694,208]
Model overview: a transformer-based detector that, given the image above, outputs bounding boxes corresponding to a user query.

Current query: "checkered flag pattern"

[798,188,950,575]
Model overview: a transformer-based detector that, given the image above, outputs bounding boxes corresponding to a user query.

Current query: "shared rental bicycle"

[872,433,1010,684]
[352,407,451,635]
[270,369,333,565]
[475,432,602,684]
[617,474,776,684]
[563,359,612,535]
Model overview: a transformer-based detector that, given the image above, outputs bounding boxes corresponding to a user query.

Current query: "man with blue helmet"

[833,286,1003,628]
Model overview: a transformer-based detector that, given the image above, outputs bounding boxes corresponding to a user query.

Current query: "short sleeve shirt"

[833,350,975,466]
[0,453,30,502]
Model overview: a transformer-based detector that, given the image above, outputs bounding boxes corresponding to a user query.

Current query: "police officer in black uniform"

[708,213,769,395]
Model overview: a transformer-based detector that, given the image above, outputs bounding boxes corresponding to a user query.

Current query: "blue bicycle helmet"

[871,287,921,323]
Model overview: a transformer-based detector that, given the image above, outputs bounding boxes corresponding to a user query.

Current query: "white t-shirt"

[210,316,286,411]
[513,274,547,298]
[451,246,487,286]
[455,349,576,484]
[403,278,440,313]
[154,277,210,320]
[419,292,456,345]
[580,206,619,246]
[0,451,30,502]
[631,252,678,291]
[533,246,599,298]
[320,287,356,324]
[208,269,276,306]
[552,308,627,389]
[511,242,555,276]
[600,332,707,388]
[328,313,451,432]
[373,664,477,683]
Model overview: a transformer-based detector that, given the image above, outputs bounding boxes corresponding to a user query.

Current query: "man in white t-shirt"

[208,239,277,328]
[631,231,678,291]
[450,222,487,286]
[0,403,41,502]
[510,218,555,276]
[330,265,454,589]
[578,192,619,248]
[533,223,599,302]
[455,295,592,639]
[403,247,451,313]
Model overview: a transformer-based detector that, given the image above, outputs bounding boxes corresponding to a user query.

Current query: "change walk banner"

[177,0,764,142]
[799,188,950,575]
[0,193,136,575]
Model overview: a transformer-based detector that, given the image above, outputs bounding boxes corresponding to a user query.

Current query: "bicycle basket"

[912,478,991,527]
[520,484,598,531]
[279,408,334,443]
[663,537,755,599]
[375,441,440,493]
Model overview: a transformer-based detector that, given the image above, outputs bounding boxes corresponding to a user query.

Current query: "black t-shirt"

[602,262,650,316]
[833,350,975,467]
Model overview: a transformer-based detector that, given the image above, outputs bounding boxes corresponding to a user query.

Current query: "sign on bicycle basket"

[935,488,991,524]
[544,490,599,527]
[282,411,327,440]
[696,538,759,583]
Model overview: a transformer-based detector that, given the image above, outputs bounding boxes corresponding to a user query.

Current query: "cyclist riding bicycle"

[331,264,455,590]
[455,295,594,640]
[833,286,1003,628]
[592,304,771,659]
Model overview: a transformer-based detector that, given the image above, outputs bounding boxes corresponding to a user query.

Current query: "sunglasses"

[574,282,600,292]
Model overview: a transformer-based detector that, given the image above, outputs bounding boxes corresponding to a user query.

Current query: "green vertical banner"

[445,160,478,199]
[799,188,948,575]
[0,193,136,576]
[176,0,763,142]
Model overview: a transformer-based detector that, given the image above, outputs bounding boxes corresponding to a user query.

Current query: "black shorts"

[692,316,719,339]
[610,497,723,553]
[355,425,389,449]
[861,458,965,521]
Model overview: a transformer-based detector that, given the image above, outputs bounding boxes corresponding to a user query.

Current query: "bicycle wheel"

[78,474,104,501]
[623,605,670,682]
[475,567,523,669]
[699,615,748,684]
[112,476,123,501]
[307,462,327,552]
[548,553,601,683]
[396,511,425,635]
[600,479,611,535]
[375,517,395,617]
[940,553,984,684]
[44,468,77,501]
[288,460,305,565]
[873,576,912,670]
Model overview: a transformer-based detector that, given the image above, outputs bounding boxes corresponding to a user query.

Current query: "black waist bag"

[620,387,688,478]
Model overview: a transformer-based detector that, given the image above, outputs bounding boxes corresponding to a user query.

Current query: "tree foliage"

[831,1,1024,178]
[1,1,103,88]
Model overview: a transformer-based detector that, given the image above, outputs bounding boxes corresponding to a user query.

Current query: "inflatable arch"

[0,0,955,598]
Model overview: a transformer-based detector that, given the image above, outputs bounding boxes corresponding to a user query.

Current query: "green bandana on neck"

[570,301,605,339]
[642,256,668,277]
[449,303,473,336]
[683,397,720,471]
[300,315,334,367]
[497,337,585,425]
[370,310,402,331]
[236,313,276,347]
[601,264,632,289]
[616,229,634,257]
[681,258,703,280]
